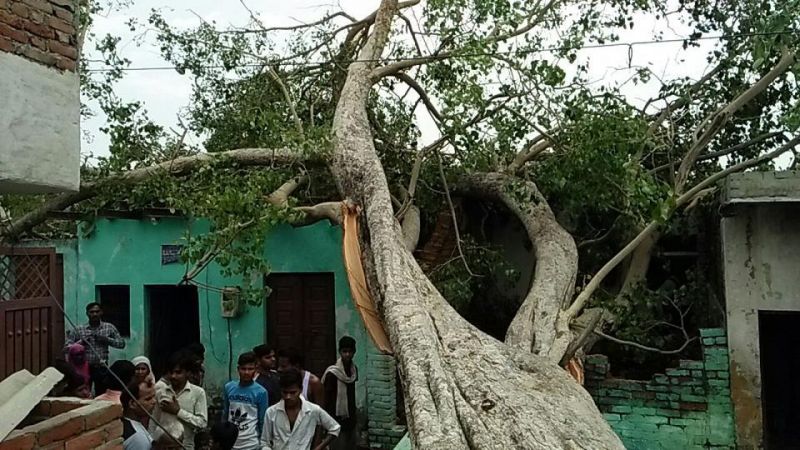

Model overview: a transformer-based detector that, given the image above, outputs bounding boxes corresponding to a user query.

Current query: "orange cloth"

[565,358,585,385]
[341,202,393,354]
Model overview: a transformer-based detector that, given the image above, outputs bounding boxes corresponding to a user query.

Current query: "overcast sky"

[81,0,715,159]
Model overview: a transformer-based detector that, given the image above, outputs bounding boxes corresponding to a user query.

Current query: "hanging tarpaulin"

[340,202,393,354]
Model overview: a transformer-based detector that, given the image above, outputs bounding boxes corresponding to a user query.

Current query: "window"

[97,285,131,337]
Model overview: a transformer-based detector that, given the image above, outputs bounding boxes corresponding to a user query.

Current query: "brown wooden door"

[0,247,65,378]
[266,273,336,377]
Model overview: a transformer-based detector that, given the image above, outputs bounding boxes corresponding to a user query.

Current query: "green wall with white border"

[59,217,370,412]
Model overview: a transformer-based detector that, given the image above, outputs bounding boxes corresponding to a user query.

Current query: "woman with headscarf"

[132,356,156,386]
[66,343,90,387]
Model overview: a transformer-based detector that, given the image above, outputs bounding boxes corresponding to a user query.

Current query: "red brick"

[49,0,74,12]
[34,416,85,446]
[54,28,69,43]
[55,56,75,70]
[65,428,106,450]
[0,22,27,43]
[84,403,122,429]
[39,443,66,450]
[10,2,29,18]
[47,16,72,34]
[22,0,52,13]
[0,34,15,51]
[23,18,54,38]
[0,9,24,27]
[47,37,74,58]
[52,5,71,21]
[680,402,708,411]
[96,437,123,450]
[21,43,57,65]
[102,419,123,440]
[48,399,89,416]
[0,431,35,450]
[28,7,43,23]
[30,34,45,48]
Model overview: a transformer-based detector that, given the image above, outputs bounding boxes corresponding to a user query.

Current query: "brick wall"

[0,397,123,450]
[585,328,735,450]
[366,348,406,449]
[0,0,77,71]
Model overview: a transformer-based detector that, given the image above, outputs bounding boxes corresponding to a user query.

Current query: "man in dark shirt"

[253,344,280,406]
[322,336,358,450]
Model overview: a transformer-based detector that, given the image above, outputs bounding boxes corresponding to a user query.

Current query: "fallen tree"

[4,0,800,448]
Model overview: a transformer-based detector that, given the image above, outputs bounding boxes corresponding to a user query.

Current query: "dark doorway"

[760,311,800,449]
[266,273,336,377]
[147,285,200,379]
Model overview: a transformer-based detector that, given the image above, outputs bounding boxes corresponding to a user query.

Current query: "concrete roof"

[721,171,800,205]
[0,368,63,442]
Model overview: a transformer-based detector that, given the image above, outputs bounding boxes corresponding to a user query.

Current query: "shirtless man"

[276,349,324,408]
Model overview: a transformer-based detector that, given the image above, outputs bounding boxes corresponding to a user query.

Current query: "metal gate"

[0,247,64,378]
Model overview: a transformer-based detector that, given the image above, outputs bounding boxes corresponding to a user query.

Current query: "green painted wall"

[585,328,736,450]
[61,217,370,410]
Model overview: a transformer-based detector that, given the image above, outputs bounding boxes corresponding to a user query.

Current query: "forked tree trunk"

[329,1,622,448]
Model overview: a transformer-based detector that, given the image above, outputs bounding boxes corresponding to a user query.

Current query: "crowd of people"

[52,303,360,450]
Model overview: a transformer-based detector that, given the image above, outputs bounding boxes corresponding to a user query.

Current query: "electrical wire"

[82,30,797,73]
[0,243,189,450]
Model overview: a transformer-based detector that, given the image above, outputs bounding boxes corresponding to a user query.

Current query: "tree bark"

[460,173,578,362]
[329,1,621,448]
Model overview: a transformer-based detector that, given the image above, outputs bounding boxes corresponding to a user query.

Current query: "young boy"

[261,368,340,450]
[121,380,157,450]
[223,352,268,450]
[253,344,280,406]
[322,336,358,450]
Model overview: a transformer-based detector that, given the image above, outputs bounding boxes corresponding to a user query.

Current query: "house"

[720,170,800,450]
[4,215,406,449]
[0,0,80,193]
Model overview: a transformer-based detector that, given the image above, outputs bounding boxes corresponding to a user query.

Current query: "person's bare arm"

[312,434,335,450]
[310,375,326,409]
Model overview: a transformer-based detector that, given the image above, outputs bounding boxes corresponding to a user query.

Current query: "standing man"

[122,380,157,450]
[65,302,125,395]
[253,344,280,406]
[223,352,268,450]
[261,368,340,450]
[322,337,358,450]
[152,353,208,449]
[276,349,324,408]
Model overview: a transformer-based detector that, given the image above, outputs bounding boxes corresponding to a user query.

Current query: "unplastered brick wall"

[0,397,123,450]
[0,0,78,71]
[367,348,406,449]
[585,328,735,450]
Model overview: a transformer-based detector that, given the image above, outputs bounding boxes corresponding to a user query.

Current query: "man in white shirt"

[151,353,208,449]
[122,380,157,450]
[261,368,340,450]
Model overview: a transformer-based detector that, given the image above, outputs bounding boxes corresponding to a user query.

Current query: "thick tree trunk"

[329,1,621,448]
[460,173,578,362]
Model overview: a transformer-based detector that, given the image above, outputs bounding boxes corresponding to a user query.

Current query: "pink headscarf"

[67,343,90,385]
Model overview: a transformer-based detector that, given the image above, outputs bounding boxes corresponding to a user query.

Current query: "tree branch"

[675,48,796,191]
[566,133,800,319]
[265,67,305,139]
[648,131,783,174]
[392,72,443,122]
[1,147,317,241]
[594,330,696,355]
